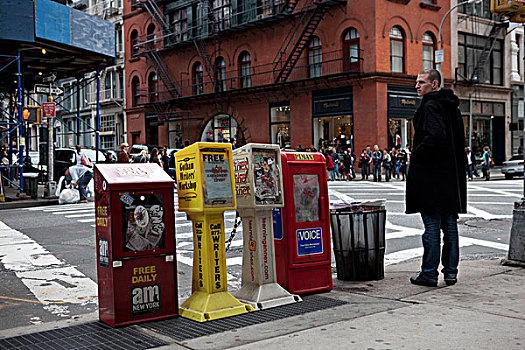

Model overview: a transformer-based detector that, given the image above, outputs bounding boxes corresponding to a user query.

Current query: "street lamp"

[437,0,483,83]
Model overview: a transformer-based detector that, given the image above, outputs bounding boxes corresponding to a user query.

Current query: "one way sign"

[34,84,64,95]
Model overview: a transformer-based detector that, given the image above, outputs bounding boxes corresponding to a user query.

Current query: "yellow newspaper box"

[175,142,253,322]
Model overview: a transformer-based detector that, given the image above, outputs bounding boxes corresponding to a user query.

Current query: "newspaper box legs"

[235,210,301,310]
[233,143,300,310]
[179,213,253,322]
[175,143,254,322]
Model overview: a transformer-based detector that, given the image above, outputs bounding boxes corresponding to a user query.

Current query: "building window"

[101,135,115,150]
[100,114,116,133]
[458,33,503,85]
[239,51,251,88]
[116,26,123,53]
[390,26,405,73]
[201,114,238,143]
[215,57,227,92]
[171,8,188,42]
[343,27,360,72]
[458,0,495,19]
[422,32,435,69]
[131,30,139,56]
[213,0,231,30]
[148,72,158,102]
[104,72,112,99]
[117,69,124,99]
[193,62,204,95]
[270,103,291,149]
[308,36,322,78]
[146,23,156,51]
[131,76,140,106]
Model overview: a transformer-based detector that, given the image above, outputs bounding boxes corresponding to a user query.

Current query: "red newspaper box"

[94,163,178,327]
[273,152,333,294]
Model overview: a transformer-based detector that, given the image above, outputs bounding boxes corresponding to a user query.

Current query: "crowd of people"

[320,144,411,182]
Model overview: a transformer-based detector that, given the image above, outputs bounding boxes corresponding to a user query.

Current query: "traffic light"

[490,0,525,16]
[21,106,42,124]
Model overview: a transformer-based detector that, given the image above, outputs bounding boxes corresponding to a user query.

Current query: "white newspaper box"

[233,143,301,310]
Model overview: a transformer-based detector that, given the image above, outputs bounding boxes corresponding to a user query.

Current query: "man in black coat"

[406,69,467,287]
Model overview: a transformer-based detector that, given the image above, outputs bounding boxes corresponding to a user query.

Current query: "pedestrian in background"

[134,150,148,163]
[480,146,492,181]
[464,146,475,181]
[358,149,370,180]
[399,148,407,181]
[161,148,169,173]
[149,147,162,167]
[325,151,336,181]
[117,143,130,163]
[365,145,372,179]
[343,148,356,180]
[406,68,466,287]
[329,148,340,180]
[371,145,383,182]
[382,149,391,182]
[66,165,93,204]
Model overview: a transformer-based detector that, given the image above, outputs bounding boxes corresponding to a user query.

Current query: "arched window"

[422,32,435,69]
[193,62,203,95]
[215,57,227,92]
[239,52,251,88]
[390,26,405,73]
[308,36,322,78]
[343,28,360,72]
[146,24,156,51]
[148,72,158,102]
[131,30,139,56]
[131,76,140,106]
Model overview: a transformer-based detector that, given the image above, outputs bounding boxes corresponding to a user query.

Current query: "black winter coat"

[405,89,467,214]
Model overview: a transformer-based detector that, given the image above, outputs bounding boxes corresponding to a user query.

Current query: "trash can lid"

[23,173,39,178]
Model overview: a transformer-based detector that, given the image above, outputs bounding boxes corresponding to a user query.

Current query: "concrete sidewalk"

[0,258,523,349]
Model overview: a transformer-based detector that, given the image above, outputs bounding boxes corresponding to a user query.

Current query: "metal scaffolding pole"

[16,50,24,193]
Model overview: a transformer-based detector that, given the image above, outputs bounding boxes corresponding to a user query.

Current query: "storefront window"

[201,114,238,143]
[313,115,353,151]
[388,118,414,149]
[270,103,291,148]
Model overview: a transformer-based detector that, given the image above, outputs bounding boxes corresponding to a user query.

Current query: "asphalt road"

[0,179,521,330]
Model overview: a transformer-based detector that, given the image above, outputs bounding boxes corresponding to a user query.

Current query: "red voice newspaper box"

[273,152,333,294]
[94,164,178,327]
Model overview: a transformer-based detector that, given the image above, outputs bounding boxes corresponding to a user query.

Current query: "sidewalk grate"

[0,322,168,350]
[144,295,348,341]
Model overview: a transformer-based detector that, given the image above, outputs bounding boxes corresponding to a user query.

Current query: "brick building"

[123,0,452,153]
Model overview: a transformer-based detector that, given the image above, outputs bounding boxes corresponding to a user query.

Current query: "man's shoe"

[78,200,88,203]
[444,278,457,286]
[410,275,438,287]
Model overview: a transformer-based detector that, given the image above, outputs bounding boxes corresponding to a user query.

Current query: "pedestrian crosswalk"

[23,179,516,274]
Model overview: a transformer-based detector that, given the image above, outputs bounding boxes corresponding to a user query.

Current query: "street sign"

[435,50,444,64]
[42,102,55,118]
[34,84,64,95]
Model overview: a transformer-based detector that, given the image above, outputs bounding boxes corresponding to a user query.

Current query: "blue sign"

[296,228,323,256]
[273,208,283,240]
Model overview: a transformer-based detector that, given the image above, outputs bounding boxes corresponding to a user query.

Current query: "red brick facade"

[124,0,451,153]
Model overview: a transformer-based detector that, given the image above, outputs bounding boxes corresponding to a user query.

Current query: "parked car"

[54,148,106,181]
[501,154,524,180]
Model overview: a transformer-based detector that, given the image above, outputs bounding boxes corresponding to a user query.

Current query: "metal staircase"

[138,0,170,36]
[469,22,507,83]
[144,51,180,98]
[273,1,328,83]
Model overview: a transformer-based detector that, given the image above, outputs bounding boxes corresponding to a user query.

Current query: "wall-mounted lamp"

[41,48,46,55]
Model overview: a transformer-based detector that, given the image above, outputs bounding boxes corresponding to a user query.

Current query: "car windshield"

[83,149,106,162]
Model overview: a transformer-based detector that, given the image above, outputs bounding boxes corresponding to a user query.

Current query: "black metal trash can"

[330,205,386,281]
[23,173,39,199]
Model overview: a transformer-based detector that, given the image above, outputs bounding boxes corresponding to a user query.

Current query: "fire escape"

[134,0,343,119]
[469,22,508,83]
[273,0,329,83]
